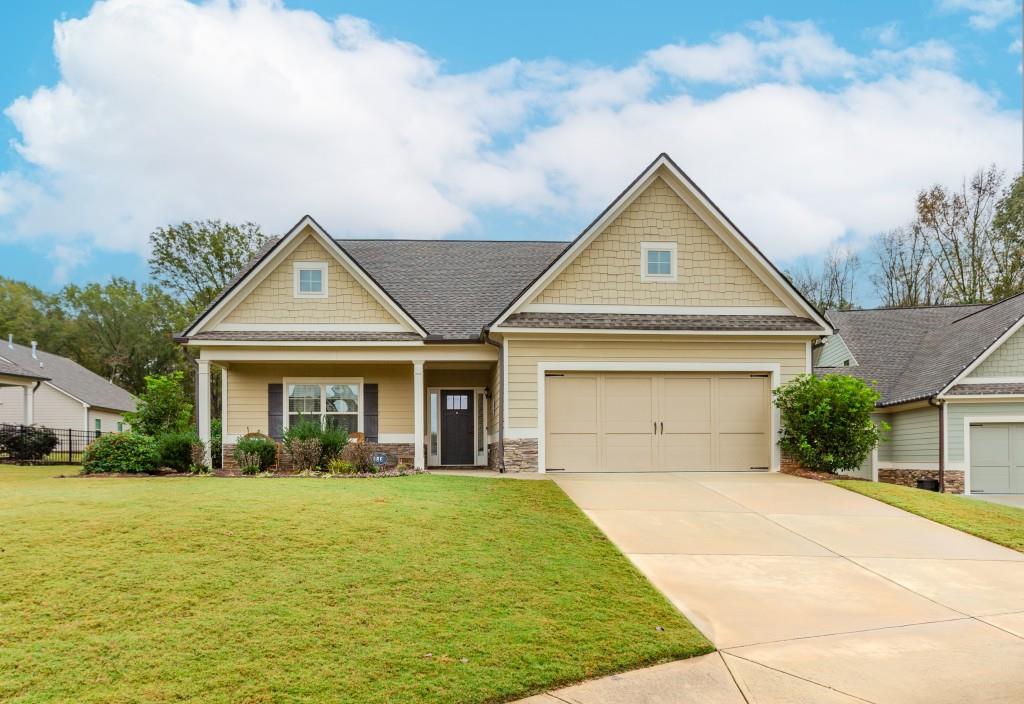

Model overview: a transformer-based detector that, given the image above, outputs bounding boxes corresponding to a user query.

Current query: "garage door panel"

[972,425,1009,466]
[547,376,598,434]
[718,376,769,433]
[603,434,656,471]
[719,433,770,470]
[547,434,599,472]
[659,434,712,469]
[604,376,654,433]
[662,377,712,433]
[970,423,1024,494]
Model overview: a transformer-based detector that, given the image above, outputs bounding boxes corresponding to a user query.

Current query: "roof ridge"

[949,290,1024,323]
[833,303,987,313]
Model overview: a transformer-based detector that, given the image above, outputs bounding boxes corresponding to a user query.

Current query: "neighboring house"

[816,298,1024,495]
[177,153,832,473]
[0,339,135,434]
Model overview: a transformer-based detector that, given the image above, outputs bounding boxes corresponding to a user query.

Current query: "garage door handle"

[660,421,663,435]
[653,421,657,434]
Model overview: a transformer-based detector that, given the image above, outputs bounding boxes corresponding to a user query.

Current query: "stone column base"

[502,438,538,472]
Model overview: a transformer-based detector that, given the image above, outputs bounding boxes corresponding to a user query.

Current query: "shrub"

[156,430,198,472]
[189,441,210,474]
[774,373,888,473]
[124,372,192,436]
[210,418,222,470]
[341,442,377,473]
[289,438,322,473]
[283,417,347,468]
[0,426,59,462]
[326,458,356,475]
[236,451,262,475]
[234,435,276,472]
[82,433,160,474]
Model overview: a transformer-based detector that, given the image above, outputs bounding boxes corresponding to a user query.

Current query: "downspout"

[930,397,946,493]
[483,332,506,473]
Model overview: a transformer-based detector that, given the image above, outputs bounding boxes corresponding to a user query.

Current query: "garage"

[544,372,771,472]
[970,423,1024,494]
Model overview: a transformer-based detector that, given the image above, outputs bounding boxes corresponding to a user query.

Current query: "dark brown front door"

[441,391,474,465]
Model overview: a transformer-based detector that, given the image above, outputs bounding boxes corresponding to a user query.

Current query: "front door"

[441,391,474,465]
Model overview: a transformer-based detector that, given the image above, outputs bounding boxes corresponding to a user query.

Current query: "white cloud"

[937,0,1019,30]
[0,0,1019,276]
[48,243,90,284]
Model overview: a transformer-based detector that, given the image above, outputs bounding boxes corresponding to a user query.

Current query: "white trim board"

[490,155,832,334]
[534,361,782,474]
[961,415,1024,496]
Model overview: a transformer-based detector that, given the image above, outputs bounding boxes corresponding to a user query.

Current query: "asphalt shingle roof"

[187,331,423,342]
[0,357,48,381]
[502,312,822,332]
[947,383,1024,395]
[818,295,1024,406]
[0,342,135,412]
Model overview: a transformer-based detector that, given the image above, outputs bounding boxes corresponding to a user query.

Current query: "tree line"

[1,221,268,396]
[788,167,1024,311]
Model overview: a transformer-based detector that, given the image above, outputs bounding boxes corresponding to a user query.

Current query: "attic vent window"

[640,242,677,282]
[293,261,328,298]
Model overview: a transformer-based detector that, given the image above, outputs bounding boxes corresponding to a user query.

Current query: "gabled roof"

[0,357,48,381]
[182,216,431,339]
[488,153,832,334]
[817,295,1024,406]
[0,342,135,411]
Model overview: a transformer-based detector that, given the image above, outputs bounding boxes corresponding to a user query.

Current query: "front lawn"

[832,480,1024,553]
[0,466,710,703]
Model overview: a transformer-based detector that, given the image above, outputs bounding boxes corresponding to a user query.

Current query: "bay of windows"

[287,381,359,433]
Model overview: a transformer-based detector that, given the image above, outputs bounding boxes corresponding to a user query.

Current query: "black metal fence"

[0,423,109,465]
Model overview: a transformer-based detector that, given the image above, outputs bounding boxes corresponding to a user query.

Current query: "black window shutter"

[364,383,378,443]
[268,383,283,440]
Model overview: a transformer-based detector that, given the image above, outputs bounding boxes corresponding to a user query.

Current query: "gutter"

[929,397,946,493]
[482,332,506,473]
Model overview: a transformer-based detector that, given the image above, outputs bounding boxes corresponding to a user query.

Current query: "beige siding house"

[818,299,1024,495]
[0,341,134,434]
[179,154,831,472]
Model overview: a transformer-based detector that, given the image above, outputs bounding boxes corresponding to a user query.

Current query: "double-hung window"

[640,242,678,282]
[286,380,360,433]
[293,261,328,297]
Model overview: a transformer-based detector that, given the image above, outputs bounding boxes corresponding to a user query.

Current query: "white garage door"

[970,423,1024,494]
[544,372,771,472]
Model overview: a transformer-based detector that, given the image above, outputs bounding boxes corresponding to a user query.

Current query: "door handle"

[653,421,657,434]
[660,421,664,434]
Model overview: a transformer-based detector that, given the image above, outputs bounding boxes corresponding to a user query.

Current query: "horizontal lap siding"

[946,401,1024,463]
[505,336,807,429]
[227,363,412,437]
[0,383,84,430]
[884,407,938,463]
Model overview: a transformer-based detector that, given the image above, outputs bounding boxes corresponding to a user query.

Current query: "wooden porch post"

[413,360,425,469]
[197,359,212,466]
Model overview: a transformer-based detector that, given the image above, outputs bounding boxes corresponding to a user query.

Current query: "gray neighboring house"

[0,339,135,435]
[814,294,1024,495]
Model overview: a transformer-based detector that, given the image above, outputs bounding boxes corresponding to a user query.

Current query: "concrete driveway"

[525,472,1024,704]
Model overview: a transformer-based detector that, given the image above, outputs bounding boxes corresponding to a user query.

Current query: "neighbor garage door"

[544,372,770,472]
[970,423,1024,494]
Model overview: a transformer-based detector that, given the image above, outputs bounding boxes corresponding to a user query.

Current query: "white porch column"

[413,360,425,469]
[197,359,212,466]
[23,384,33,425]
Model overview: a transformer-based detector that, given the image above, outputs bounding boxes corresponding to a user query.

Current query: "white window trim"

[640,241,678,282]
[282,377,363,433]
[293,261,328,298]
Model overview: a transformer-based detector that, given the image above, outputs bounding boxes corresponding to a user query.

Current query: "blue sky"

[0,0,1021,300]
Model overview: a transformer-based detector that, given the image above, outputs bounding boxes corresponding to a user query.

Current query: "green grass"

[0,466,710,703]
[832,480,1024,553]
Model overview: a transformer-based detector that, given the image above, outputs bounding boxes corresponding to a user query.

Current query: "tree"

[149,220,268,310]
[787,246,859,312]
[774,373,887,473]
[990,173,1024,301]
[870,225,941,307]
[0,277,71,355]
[124,372,193,437]
[60,278,188,394]
[916,166,1003,304]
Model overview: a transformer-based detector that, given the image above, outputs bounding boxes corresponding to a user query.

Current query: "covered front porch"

[194,344,499,470]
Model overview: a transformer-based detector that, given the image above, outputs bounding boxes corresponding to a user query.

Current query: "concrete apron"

[518,471,1024,704]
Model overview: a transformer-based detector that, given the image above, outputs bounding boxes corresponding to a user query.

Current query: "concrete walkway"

[516,472,1024,703]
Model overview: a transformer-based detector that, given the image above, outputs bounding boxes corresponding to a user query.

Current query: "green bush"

[210,418,222,470]
[189,440,210,474]
[326,458,356,475]
[774,373,887,473]
[123,372,192,436]
[0,426,59,462]
[82,433,160,474]
[234,435,276,472]
[283,417,348,468]
[156,430,198,472]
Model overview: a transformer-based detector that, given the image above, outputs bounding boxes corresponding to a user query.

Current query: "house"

[0,339,135,434]
[177,153,832,473]
[815,298,1024,495]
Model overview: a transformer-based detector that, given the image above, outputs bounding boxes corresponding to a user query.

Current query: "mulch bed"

[781,466,868,482]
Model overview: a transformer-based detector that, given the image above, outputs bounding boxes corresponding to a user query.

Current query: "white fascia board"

[489,326,825,337]
[43,380,89,406]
